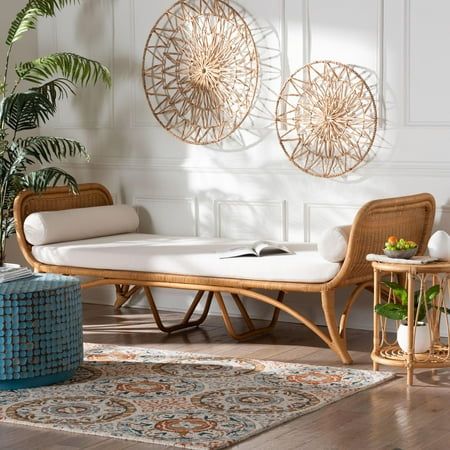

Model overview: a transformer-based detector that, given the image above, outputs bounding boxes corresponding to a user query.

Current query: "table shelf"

[372,343,450,368]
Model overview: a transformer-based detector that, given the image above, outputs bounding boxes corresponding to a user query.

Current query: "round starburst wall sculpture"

[142,0,259,145]
[276,61,377,178]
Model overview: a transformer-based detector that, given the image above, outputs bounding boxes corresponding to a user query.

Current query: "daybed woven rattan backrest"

[14,183,113,269]
[329,193,436,288]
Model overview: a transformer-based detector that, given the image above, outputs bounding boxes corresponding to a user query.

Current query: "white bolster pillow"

[24,204,139,245]
[318,225,352,263]
[428,230,450,261]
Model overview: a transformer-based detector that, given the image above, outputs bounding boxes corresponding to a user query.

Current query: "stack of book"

[0,264,33,283]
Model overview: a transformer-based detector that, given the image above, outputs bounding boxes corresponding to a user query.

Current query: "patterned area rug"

[0,344,394,449]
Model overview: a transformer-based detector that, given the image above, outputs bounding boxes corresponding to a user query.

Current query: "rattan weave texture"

[142,0,259,144]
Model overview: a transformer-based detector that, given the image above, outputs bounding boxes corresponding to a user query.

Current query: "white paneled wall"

[6,0,447,330]
[406,0,450,125]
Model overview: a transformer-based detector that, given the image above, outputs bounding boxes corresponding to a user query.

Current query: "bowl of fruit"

[383,236,418,259]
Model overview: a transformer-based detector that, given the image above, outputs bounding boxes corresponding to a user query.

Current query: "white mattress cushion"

[24,205,139,245]
[318,225,351,263]
[31,233,341,283]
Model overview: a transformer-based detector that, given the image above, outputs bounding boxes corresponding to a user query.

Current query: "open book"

[219,240,293,259]
[0,264,33,283]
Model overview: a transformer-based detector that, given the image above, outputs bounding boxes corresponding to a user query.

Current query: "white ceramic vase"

[397,322,431,354]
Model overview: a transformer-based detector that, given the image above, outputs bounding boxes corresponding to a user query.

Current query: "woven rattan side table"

[371,261,450,386]
[0,274,82,389]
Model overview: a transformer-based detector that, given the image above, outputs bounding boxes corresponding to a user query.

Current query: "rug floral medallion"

[0,344,394,449]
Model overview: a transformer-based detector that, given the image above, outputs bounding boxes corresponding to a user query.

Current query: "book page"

[253,241,292,256]
[219,246,258,259]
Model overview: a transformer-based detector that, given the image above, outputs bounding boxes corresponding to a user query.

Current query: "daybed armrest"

[14,183,113,269]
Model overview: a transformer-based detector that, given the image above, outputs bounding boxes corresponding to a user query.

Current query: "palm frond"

[15,136,88,164]
[4,217,16,239]
[6,4,40,46]
[0,91,56,131]
[0,129,8,156]
[6,1,79,46]
[30,78,76,106]
[3,145,29,176]
[32,0,80,15]
[20,166,79,193]
[16,52,111,87]
[2,175,22,206]
[0,145,29,218]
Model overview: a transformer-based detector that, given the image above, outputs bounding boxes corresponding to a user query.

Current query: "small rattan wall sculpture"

[276,61,377,178]
[142,0,259,145]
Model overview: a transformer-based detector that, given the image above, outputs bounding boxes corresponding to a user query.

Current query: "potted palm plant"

[0,0,111,266]
[375,280,441,353]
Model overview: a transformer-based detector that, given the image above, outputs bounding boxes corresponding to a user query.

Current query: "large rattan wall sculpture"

[142,0,259,145]
[276,61,377,178]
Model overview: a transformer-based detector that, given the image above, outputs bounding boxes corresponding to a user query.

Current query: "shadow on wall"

[207,1,283,152]
[435,203,450,232]
[5,238,28,267]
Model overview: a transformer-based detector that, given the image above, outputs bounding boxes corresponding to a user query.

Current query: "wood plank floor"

[1,303,450,450]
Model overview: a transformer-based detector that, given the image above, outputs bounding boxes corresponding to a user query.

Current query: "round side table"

[371,261,450,386]
[0,274,83,389]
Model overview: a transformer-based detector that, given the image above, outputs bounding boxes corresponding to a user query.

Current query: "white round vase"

[397,322,431,354]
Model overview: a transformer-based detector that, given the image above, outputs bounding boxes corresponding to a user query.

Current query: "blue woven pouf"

[0,274,83,390]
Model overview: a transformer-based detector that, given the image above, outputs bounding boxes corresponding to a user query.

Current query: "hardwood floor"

[1,303,450,450]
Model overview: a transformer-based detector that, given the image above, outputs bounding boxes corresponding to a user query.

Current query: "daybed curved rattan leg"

[214,291,284,340]
[321,289,353,365]
[143,287,212,333]
[114,284,142,309]
[338,281,373,339]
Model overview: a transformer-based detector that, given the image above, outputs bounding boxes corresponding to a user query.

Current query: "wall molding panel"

[129,0,159,129]
[134,195,199,237]
[214,200,287,241]
[296,0,385,125]
[436,206,450,230]
[404,0,450,127]
[376,0,385,127]
[52,0,115,129]
[62,158,450,178]
[304,203,360,243]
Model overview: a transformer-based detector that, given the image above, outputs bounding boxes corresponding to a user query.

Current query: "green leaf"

[0,129,7,156]
[6,4,40,46]
[14,136,88,164]
[6,1,79,46]
[4,217,16,239]
[0,91,56,131]
[20,166,79,194]
[32,0,79,15]
[375,303,407,321]
[16,53,111,87]
[1,146,29,188]
[30,78,76,107]
[425,284,440,302]
[417,302,428,323]
[382,280,408,305]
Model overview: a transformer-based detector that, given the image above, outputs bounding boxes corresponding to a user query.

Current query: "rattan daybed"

[13,184,435,364]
